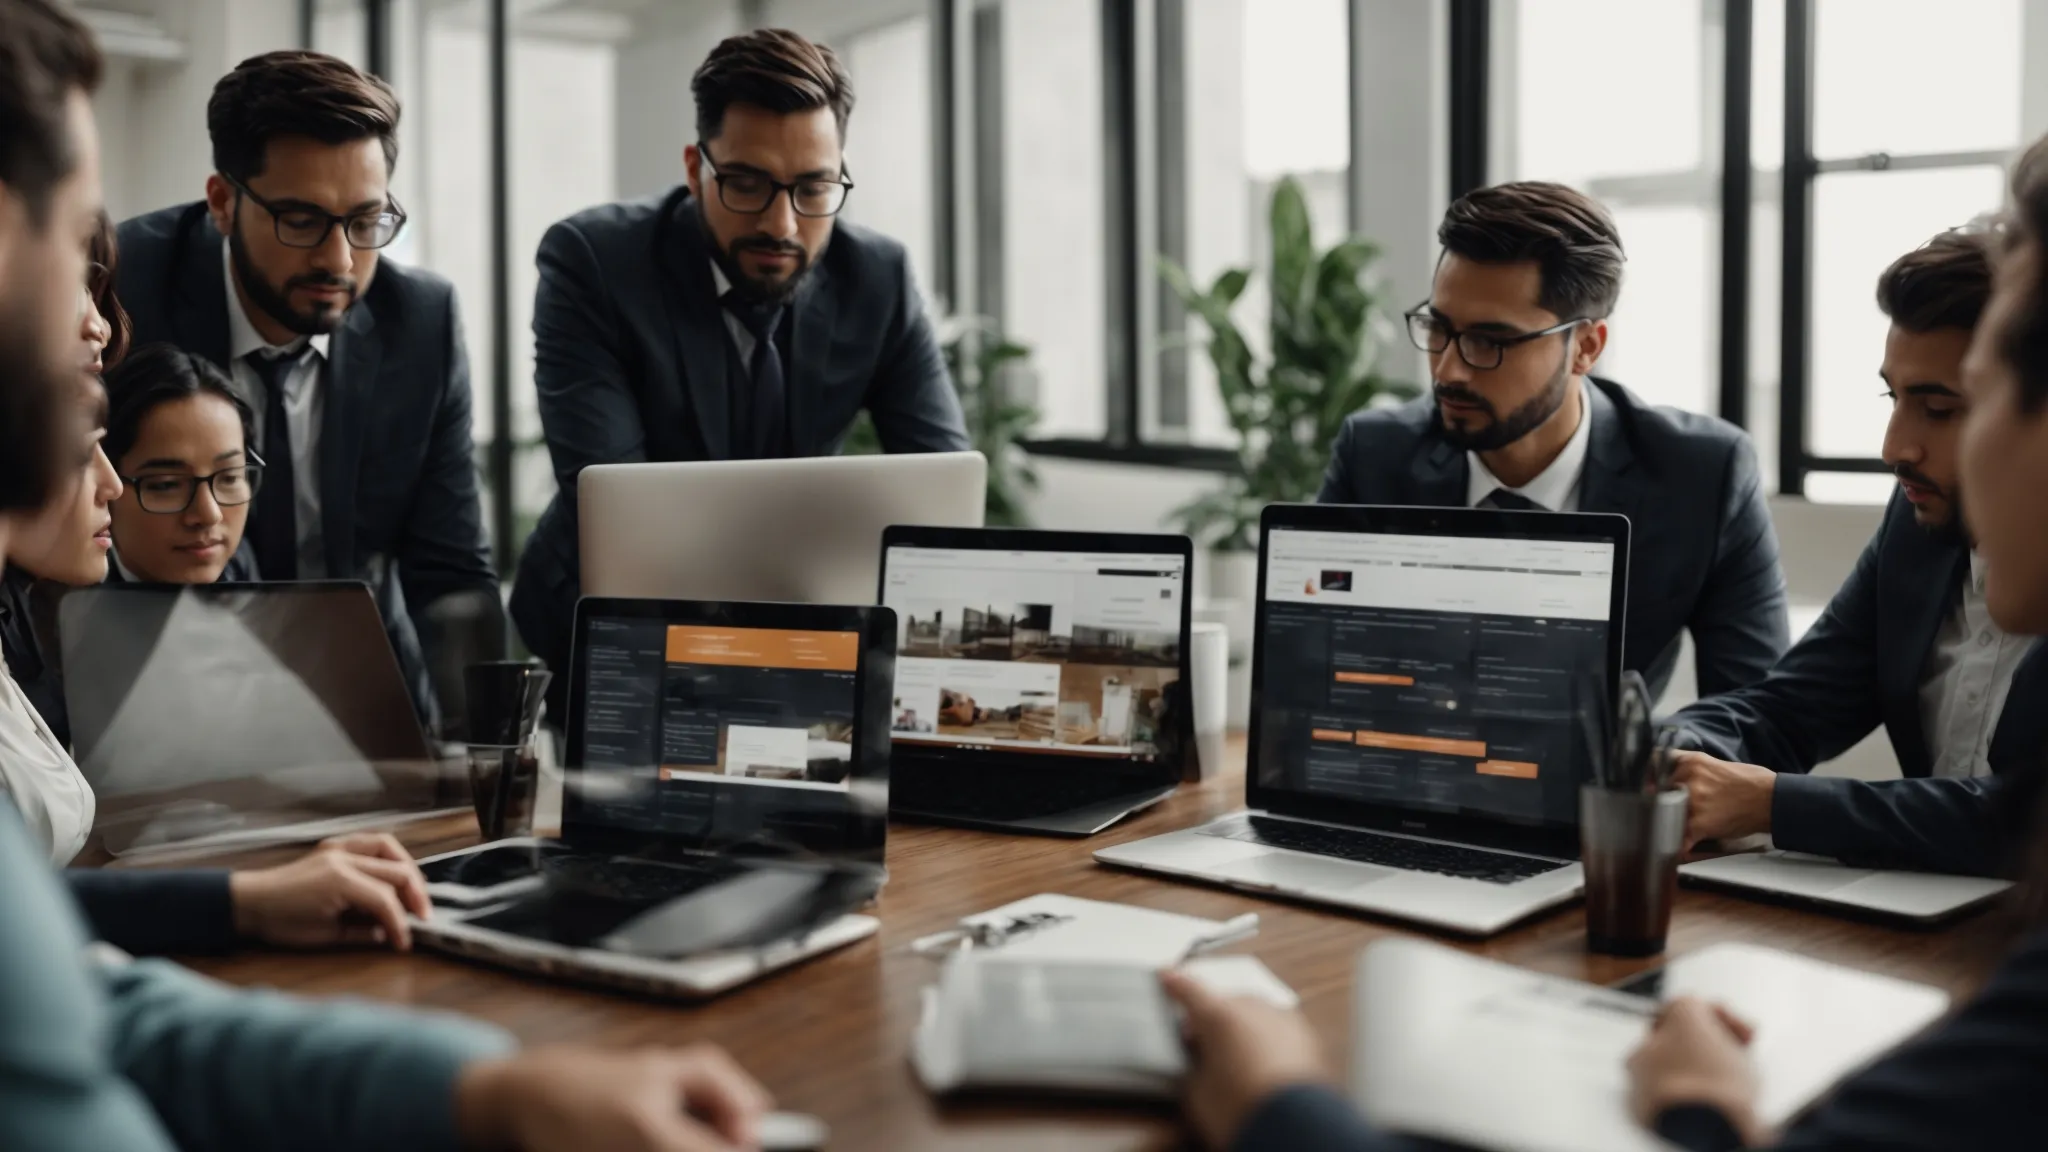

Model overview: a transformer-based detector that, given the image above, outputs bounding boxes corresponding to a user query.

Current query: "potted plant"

[1161,175,1418,589]
[841,315,1040,527]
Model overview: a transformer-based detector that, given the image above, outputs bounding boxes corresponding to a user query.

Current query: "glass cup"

[1580,785,1689,957]
[463,661,551,840]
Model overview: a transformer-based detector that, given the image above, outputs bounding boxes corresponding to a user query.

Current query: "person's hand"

[1669,752,1777,848]
[1627,997,1768,1146]
[456,1044,773,1152]
[1161,970,1331,1150]
[228,833,432,950]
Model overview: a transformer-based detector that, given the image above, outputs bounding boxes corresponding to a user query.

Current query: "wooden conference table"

[136,739,2008,1152]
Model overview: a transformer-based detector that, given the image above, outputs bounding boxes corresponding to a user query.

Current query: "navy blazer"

[1231,925,2048,1151]
[508,186,970,684]
[1318,377,1790,702]
[114,203,500,729]
[1671,494,2048,876]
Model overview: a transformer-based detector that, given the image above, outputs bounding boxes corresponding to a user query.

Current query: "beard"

[699,202,816,305]
[1895,464,1971,547]
[228,213,357,336]
[1434,351,1573,452]
[0,280,72,511]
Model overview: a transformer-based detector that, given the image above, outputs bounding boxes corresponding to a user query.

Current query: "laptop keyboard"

[540,855,736,905]
[1208,816,1567,885]
[895,771,1165,822]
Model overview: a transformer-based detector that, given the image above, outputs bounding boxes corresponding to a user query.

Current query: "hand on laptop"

[1627,997,1769,1145]
[1669,752,1777,848]
[228,833,432,951]
[1161,970,1330,1150]
[455,1043,772,1152]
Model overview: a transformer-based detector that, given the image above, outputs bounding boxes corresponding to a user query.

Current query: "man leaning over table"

[0,5,771,1150]
[1667,228,2048,878]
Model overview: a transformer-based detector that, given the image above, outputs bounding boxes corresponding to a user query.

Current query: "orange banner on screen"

[1476,759,1540,779]
[1334,672,1416,686]
[665,626,859,671]
[1312,728,1357,743]
[1355,731,1487,758]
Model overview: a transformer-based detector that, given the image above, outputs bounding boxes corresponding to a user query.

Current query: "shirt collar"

[221,240,331,364]
[1466,380,1595,511]
[1969,550,1988,596]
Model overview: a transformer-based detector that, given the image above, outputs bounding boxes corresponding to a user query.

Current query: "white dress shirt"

[0,657,91,864]
[1465,381,1595,512]
[1919,553,2030,778]
[222,240,328,579]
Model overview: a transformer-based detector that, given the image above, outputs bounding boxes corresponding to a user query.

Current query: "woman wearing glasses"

[101,344,261,586]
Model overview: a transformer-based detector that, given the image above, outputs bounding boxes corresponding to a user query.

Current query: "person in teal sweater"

[0,5,775,1150]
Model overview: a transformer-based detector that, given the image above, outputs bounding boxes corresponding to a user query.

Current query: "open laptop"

[1680,851,2013,924]
[580,452,988,606]
[878,527,1194,836]
[1096,503,1631,936]
[412,597,896,999]
[59,582,453,858]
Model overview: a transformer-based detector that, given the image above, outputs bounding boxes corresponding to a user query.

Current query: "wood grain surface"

[121,739,2010,1152]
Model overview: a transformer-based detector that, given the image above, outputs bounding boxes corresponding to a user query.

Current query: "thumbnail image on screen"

[578,618,861,796]
[882,547,1186,760]
[1255,528,1616,828]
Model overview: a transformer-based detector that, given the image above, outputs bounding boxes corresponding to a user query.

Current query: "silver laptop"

[60,582,454,858]
[580,452,987,605]
[1097,504,1631,937]
[1680,850,2012,924]
[412,597,897,1000]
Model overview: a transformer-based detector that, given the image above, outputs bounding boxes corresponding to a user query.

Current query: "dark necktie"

[1481,488,1543,512]
[246,349,303,580]
[722,293,787,460]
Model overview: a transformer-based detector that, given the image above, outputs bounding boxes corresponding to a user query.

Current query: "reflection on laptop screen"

[1256,527,1616,828]
[574,617,862,828]
[881,547,1186,761]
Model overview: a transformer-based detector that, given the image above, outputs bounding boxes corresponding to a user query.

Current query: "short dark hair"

[1438,181,1627,321]
[208,50,401,184]
[692,29,855,143]
[1875,229,1993,334]
[102,343,255,469]
[0,0,101,224]
[2005,135,2048,414]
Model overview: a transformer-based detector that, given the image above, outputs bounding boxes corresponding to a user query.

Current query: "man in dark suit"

[1319,181,1788,702]
[1669,230,2047,877]
[113,51,497,731]
[509,28,970,684]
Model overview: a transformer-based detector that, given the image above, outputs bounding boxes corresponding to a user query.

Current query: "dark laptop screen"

[566,608,885,858]
[1254,526,1617,830]
[880,545,1188,763]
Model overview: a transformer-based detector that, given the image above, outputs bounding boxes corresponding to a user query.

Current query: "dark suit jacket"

[1318,376,1789,701]
[62,869,236,954]
[1232,925,2048,1151]
[1671,494,2048,876]
[508,186,970,684]
[114,203,500,730]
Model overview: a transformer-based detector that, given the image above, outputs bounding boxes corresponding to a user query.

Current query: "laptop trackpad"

[1212,850,1397,893]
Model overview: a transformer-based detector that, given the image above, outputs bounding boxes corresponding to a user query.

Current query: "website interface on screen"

[1256,528,1615,827]
[881,547,1185,760]
[574,617,862,828]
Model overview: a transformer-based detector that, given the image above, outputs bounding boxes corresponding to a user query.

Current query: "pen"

[1180,912,1261,962]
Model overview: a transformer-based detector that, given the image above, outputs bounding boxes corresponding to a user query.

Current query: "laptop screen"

[1254,526,1618,830]
[881,545,1187,762]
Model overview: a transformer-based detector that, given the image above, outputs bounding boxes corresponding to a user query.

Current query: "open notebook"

[1354,938,1951,1152]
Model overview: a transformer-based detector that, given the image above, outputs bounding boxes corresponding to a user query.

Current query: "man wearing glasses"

[1318,181,1789,703]
[114,50,497,732]
[509,28,969,690]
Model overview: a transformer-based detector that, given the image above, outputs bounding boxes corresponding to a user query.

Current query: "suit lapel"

[172,204,233,368]
[320,303,380,577]
[658,190,733,459]
[1885,541,1967,776]
[1572,380,1645,526]
[1403,434,1467,507]
[785,265,835,454]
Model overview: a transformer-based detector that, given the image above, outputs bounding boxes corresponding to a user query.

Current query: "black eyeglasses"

[697,143,854,218]
[120,457,266,515]
[1404,305,1585,370]
[223,173,407,250]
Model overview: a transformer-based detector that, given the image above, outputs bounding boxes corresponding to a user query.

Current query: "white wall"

[613,1,742,198]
